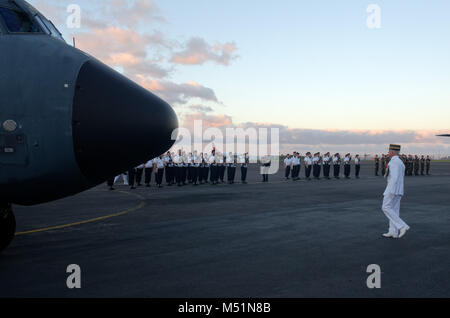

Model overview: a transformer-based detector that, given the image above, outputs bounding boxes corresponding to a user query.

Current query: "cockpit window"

[0,7,39,33]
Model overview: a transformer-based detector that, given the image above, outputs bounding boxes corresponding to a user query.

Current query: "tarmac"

[1,161,449,297]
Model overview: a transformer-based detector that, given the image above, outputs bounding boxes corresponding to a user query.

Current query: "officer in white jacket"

[382,144,410,239]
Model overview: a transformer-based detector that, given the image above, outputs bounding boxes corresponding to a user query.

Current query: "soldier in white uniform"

[208,150,217,185]
[304,152,312,180]
[173,150,183,187]
[154,155,165,188]
[284,154,292,180]
[312,152,321,180]
[332,153,341,179]
[343,153,351,179]
[382,144,410,239]
[292,153,301,181]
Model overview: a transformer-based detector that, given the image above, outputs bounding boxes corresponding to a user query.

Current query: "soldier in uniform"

[420,155,425,176]
[154,155,165,188]
[304,152,313,180]
[381,144,410,239]
[240,153,249,184]
[354,154,361,179]
[217,152,225,183]
[261,155,271,182]
[312,152,321,180]
[173,150,183,186]
[414,155,420,176]
[163,152,173,186]
[381,154,386,177]
[426,155,431,175]
[322,152,331,179]
[226,152,236,184]
[292,152,301,181]
[209,150,218,185]
[406,155,412,176]
[284,154,292,180]
[374,155,380,176]
[203,152,210,183]
[343,153,351,179]
[333,153,341,179]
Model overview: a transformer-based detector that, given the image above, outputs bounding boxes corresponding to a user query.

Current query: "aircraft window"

[0,7,39,33]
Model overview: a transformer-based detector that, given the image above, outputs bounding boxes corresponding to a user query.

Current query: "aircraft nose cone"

[72,59,178,184]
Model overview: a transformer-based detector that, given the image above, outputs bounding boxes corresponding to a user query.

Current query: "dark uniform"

[374,155,380,176]
[322,153,331,179]
[420,156,425,175]
[426,156,431,175]
[354,155,361,178]
[241,154,249,184]
[414,155,420,176]
[381,155,386,177]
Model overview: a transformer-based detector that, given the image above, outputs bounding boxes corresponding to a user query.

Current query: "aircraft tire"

[0,203,16,253]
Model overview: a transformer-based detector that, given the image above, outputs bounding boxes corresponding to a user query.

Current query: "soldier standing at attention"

[344,153,351,179]
[426,155,431,175]
[354,154,361,179]
[173,150,182,187]
[322,152,331,179]
[374,155,380,176]
[144,159,153,187]
[304,152,313,180]
[381,154,386,177]
[261,155,271,182]
[381,144,410,239]
[226,152,236,184]
[420,155,425,176]
[333,153,341,179]
[217,152,225,183]
[209,150,218,185]
[414,155,420,176]
[203,152,210,184]
[312,152,320,180]
[154,155,165,188]
[292,152,301,181]
[163,152,172,186]
[284,154,292,180]
[240,153,249,184]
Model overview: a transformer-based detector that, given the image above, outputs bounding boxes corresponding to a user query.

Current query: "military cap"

[389,144,401,151]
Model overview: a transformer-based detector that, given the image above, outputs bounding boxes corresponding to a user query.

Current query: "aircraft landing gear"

[0,203,16,253]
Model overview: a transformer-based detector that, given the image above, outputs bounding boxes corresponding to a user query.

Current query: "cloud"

[137,77,219,105]
[170,37,238,66]
[188,105,215,113]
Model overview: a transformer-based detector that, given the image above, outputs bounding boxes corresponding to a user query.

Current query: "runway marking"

[15,191,146,236]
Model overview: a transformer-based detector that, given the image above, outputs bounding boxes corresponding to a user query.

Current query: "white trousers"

[382,194,408,235]
[114,174,129,185]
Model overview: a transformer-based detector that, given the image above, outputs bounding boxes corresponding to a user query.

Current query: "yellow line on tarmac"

[15,191,146,236]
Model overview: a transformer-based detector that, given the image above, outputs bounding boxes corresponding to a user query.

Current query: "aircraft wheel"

[0,203,16,253]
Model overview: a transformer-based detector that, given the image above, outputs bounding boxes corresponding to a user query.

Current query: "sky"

[29,0,450,156]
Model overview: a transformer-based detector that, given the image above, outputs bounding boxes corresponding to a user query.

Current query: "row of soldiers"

[374,154,431,176]
[108,150,251,190]
[283,152,361,180]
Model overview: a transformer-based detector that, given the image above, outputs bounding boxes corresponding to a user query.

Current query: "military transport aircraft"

[437,134,450,137]
[0,0,178,252]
